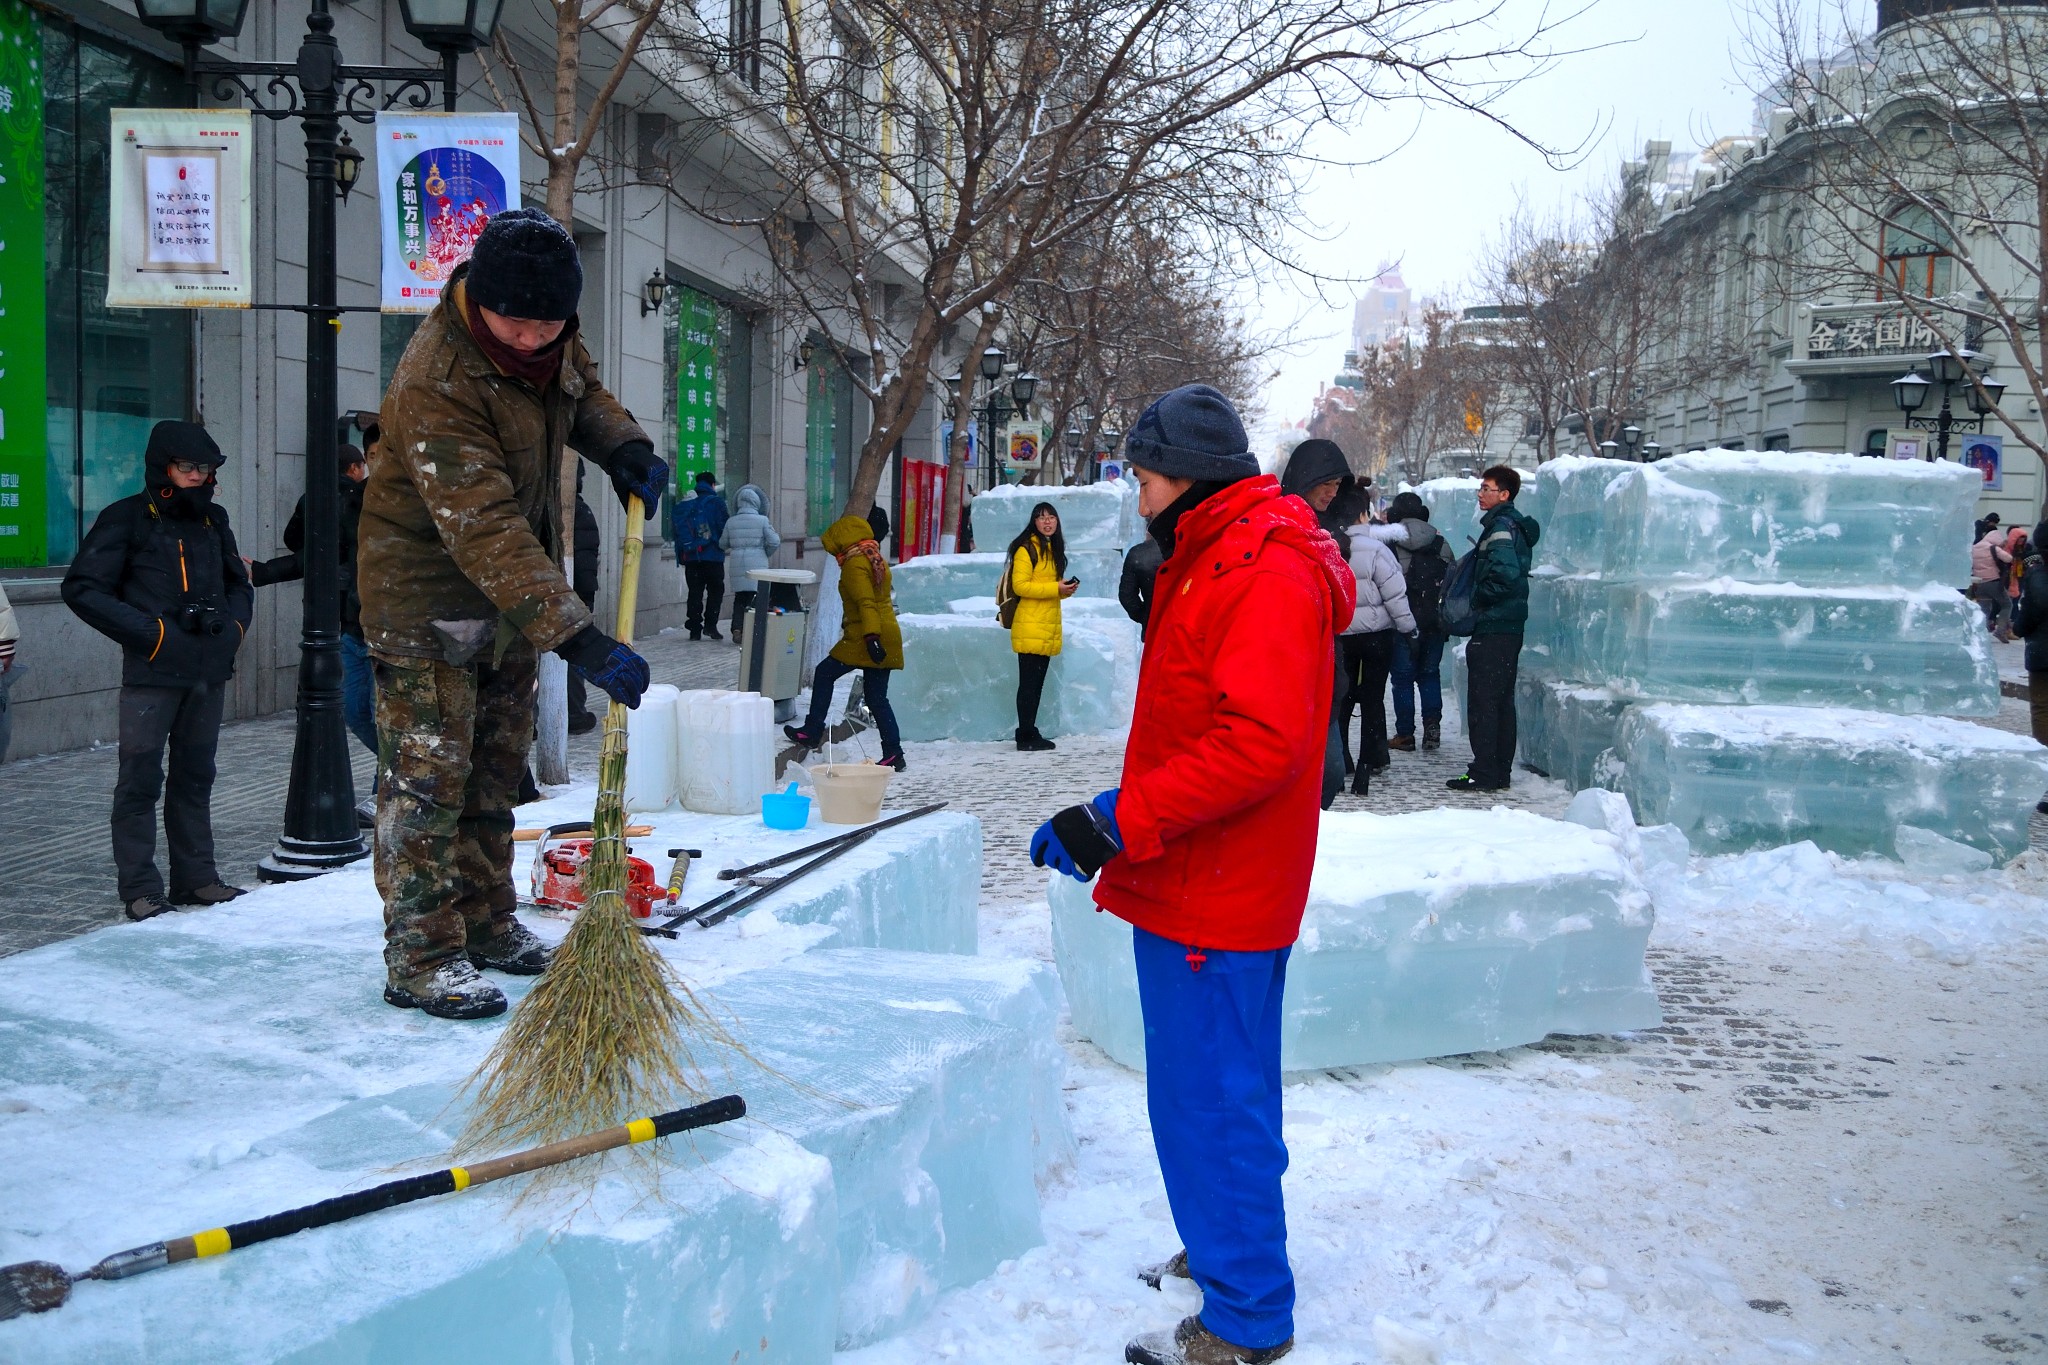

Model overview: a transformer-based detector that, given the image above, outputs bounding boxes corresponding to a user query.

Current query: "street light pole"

[132,0,499,880]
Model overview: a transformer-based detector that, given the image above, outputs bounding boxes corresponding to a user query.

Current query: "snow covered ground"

[857,726,2048,1365]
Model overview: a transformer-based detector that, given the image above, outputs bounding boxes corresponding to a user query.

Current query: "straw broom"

[463,495,731,1155]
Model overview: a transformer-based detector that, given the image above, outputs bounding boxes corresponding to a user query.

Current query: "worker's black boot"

[469,920,553,976]
[384,960,507,1020]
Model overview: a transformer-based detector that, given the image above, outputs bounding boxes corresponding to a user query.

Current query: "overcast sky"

[1242,0,1875,447]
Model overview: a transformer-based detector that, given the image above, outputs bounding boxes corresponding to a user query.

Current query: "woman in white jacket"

[1339,519,1417,796]
[718,484,782,641]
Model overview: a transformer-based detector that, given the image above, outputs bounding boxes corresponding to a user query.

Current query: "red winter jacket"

[1094,475,1356,952]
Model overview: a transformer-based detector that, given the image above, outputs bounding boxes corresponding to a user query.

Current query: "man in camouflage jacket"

[358,208,666,1020]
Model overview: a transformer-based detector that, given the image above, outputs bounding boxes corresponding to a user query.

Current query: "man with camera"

[63,421,254,922]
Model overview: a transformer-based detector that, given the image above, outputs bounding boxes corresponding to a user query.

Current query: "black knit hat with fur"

[466,208,583,320]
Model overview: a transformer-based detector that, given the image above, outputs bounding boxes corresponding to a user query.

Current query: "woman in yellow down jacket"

[1007,501,1078,752]
[784,509,906,770]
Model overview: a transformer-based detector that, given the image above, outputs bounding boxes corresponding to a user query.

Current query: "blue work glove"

[558,625,651,708]
[1030,788,1122,882]
[608,440,666,519]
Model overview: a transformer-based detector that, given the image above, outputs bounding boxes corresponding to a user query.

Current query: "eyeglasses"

[169,459,211,477]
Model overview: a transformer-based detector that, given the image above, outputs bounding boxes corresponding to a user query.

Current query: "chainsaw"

[524,822,663,922]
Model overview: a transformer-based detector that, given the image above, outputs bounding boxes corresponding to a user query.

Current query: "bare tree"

[1743,0,2048,477]
[650,0,1573,542]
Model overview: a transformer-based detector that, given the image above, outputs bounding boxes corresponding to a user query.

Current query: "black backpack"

[1398,535,1453,634]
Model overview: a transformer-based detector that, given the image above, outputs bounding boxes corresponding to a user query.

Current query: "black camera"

[177,601,227,637]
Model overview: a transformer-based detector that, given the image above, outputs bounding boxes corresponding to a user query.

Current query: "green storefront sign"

[673,283,719,484]
[0,0,43,568]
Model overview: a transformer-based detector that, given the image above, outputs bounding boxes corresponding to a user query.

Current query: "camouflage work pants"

[372,640,536,982]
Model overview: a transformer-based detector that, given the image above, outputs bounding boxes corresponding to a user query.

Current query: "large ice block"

[1513,665,1631,790]
[0,875,1065,1362]
[1529,456,1636,573]
[1614,703,2048,864]
[893,611,1138,741]
[1051,809,1660,1072]
[969,482,1128,550]
[1598,578,1999,714]
[1415,476,1481,546]
[891,548,1127,614]
[1602,450,1981,586]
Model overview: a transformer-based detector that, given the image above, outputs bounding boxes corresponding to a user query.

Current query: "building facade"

[2,0,942,759]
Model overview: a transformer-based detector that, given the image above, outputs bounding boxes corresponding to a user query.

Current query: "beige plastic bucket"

[808,762,892,825]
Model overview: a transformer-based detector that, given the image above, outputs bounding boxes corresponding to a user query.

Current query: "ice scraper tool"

[0,1094,746,1321]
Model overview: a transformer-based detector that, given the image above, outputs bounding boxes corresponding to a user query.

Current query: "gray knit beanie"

[1124,384,1259,483]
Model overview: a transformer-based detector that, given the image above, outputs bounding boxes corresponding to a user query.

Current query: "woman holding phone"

[1005,501,1078,751]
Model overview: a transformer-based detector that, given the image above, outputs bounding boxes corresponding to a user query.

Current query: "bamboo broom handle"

[614,495,647,648]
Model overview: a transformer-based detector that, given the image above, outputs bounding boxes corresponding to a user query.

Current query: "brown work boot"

[384,959,507,1020]
[1137,1249,1191,1289]
[1126,1315,1293,1364]
[1387,734,1416,751]
[171,883,246,907]
[125,894,173,922]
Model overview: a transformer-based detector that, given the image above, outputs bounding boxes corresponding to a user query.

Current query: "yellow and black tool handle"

[88,1094,746,1282]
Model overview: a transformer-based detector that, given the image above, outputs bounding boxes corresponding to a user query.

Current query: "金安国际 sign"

[106,109,252,308]
[376,112,521,313]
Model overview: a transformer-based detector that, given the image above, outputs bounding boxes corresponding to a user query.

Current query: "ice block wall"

[1415,476,1481,547]
[891,548,1127,613]
[1507,448,2037,865]
[1616,704,2048,863]
[892,610,1139,742]
[1053,809,1660,1072]
[970,482,1130,552]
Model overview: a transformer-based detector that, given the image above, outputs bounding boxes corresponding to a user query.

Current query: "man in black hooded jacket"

[63,421,253,921]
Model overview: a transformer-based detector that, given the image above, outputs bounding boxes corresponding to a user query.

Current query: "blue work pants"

[1390,630,1446,737]
[1134,925,1294,1350]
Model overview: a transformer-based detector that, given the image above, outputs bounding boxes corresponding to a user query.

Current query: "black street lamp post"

[1892,347,2006,462]
[131,0,500,880]
[944,348,1036,486]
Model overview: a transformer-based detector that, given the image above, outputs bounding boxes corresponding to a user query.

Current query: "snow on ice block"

[513,789,982,952]
[892,548,1127,614]
[1599,578,1999,714]
[1529,456,1636,574]
[0,908,1063,1361]
[1051,809,1660,1072]
[1602,450,1981,586]
[970,481,1128,550]
[893,611,1138,742]
[1614,703,2048,864]
[1415,476,1481,544]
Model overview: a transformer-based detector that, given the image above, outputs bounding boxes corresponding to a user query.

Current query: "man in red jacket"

[1033,384,1354,1365]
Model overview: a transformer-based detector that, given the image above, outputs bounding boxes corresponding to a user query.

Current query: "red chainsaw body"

[530,836,661,919]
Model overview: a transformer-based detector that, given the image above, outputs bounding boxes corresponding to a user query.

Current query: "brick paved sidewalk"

[0,627,743,958]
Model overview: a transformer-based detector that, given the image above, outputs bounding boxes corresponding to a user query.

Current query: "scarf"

[462,282,575,390]
[836,538,888,587]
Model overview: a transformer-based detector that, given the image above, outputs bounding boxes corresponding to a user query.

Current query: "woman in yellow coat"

[785,509,906,769]
[1006,501,1078,751]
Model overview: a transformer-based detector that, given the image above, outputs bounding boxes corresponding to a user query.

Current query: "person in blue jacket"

[671,470,729,639]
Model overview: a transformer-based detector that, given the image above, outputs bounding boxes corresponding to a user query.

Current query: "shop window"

[1878,203,1953,300]
[1764,431,1790,451]
[1864,428,1890,457]
[16,12,194,570]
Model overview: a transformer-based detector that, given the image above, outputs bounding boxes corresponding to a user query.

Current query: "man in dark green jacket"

[1449,465,1540,792]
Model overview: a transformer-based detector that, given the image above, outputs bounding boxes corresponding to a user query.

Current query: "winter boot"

[875,750,908,773]
[1446,772,1506,793]
[784,723,823,750]
[1017,728,1057,752]
[1138,1250,1191,1290]
[688,628,703,641]
[125,894,173,922]
[171,883,246,907]
[568,709,598,735]
[469,920,553,975]
[383,959,508,1020]
[705,625,725,641]
[1126,1315,1293,1365]
[1387,734,1416,752]
[1422,719,1442,750]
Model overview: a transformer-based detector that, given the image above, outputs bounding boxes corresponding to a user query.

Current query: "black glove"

[557,625,651,708]
[608,440,665,519]
[1031,791,1124,880]
[865,633,886,664]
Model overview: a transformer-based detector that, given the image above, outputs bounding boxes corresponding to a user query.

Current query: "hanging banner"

[106,109,252,308]
[1963,432,2004,490]
[0,0,43,567]
[673,284,720,481]
[376,111,521,312]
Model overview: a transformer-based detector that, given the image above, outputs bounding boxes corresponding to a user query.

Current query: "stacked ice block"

[0,868,1062,1361]
[1415,476,1482,547]
[892,605,1139,741]
[1053,809,1659,1071]
[1515,450,2043,861]
[892,481,1139,614]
